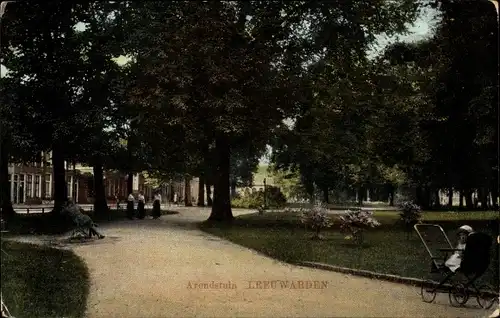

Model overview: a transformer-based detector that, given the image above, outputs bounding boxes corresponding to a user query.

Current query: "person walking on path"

[126,193,135,220]
[152,192,161,219]
[137,192,145,219]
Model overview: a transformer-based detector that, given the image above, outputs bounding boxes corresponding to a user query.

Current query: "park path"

[7,207,490,317]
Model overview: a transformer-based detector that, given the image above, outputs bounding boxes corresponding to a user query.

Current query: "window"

[26,175,33,198]
[35,175,41,198]
[45,174,51,198]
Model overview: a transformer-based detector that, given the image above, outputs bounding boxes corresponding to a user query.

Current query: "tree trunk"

[459,190,464,208]
[208,135,233,221]
[357,187,363,205]
[433,189,441,209]
[51,145,67,213]
[388,184,395,206]
[490,183,499,210]
[322,186,329,204]
[464,189,474,210]
[127,173,133,195]
[230,180,237,198]
[479,187,489,210]
[447,188,453,208]
[206,182,212,206]
[197,174,205,207]
[422,187,431,209]
[0,137,14,221]
[415,186,423,207]
[93,162,108,216]
[184,175,193,206]
[40,152,47,200]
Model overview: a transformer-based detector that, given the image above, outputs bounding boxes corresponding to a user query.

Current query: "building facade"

[7,152,153,205]
[7,151,215,205]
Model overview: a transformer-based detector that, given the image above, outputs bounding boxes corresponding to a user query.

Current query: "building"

[6,152,154,205]
[7,150,220,206]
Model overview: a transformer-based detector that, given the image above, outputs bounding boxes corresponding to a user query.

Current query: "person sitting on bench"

[63,200,105,239]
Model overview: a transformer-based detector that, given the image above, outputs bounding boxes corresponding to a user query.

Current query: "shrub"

[399,201,422,238]
[231,186,287,209]
[338,209,380,245]
[299,205,333,239]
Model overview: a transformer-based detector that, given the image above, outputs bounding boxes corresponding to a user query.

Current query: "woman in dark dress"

[137,192,145,219]
[152,192,161,219]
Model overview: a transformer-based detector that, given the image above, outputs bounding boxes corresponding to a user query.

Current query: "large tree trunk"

[206,182,212,206]
[197,174,205,207]
[447,188,453,208]
[464,189,474,210]
[184,175,193,206]
[0,137,14,221]
[322,186,329,204]
[208,135,233,221]
[51,145,67,213]
[93,162,108,216]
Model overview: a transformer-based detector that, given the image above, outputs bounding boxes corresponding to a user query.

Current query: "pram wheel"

[476,284,497,309]
[421,280,437,303]
[449,283,469,306]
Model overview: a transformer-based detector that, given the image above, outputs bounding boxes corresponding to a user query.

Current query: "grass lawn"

[1,240,90,318]
[199,210,499,287]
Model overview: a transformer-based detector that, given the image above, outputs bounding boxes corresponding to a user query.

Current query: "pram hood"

[460,231,492,275]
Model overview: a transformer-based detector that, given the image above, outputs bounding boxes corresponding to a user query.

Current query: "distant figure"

[152,192,161,219]
[137,192,145,219]
[127,193,135,220]
[174,192,178,205]
[63,200,104,239]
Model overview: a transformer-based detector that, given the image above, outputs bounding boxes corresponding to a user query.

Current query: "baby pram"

[414,224,498,308]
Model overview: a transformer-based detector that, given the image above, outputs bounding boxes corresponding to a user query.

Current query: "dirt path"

[7,207,491,317]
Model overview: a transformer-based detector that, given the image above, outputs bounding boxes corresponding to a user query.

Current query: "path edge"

[295,261,426,287]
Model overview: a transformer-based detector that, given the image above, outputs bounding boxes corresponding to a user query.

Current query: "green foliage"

[339,210,381,245]
[269,165,309,201]
[298,205,333,239]
[231,186,287,209]
[399,201,422,229]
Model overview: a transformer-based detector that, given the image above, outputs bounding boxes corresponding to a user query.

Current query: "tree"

[430,0,498,209]
[2,1,139,217]
[125,1,311,221]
